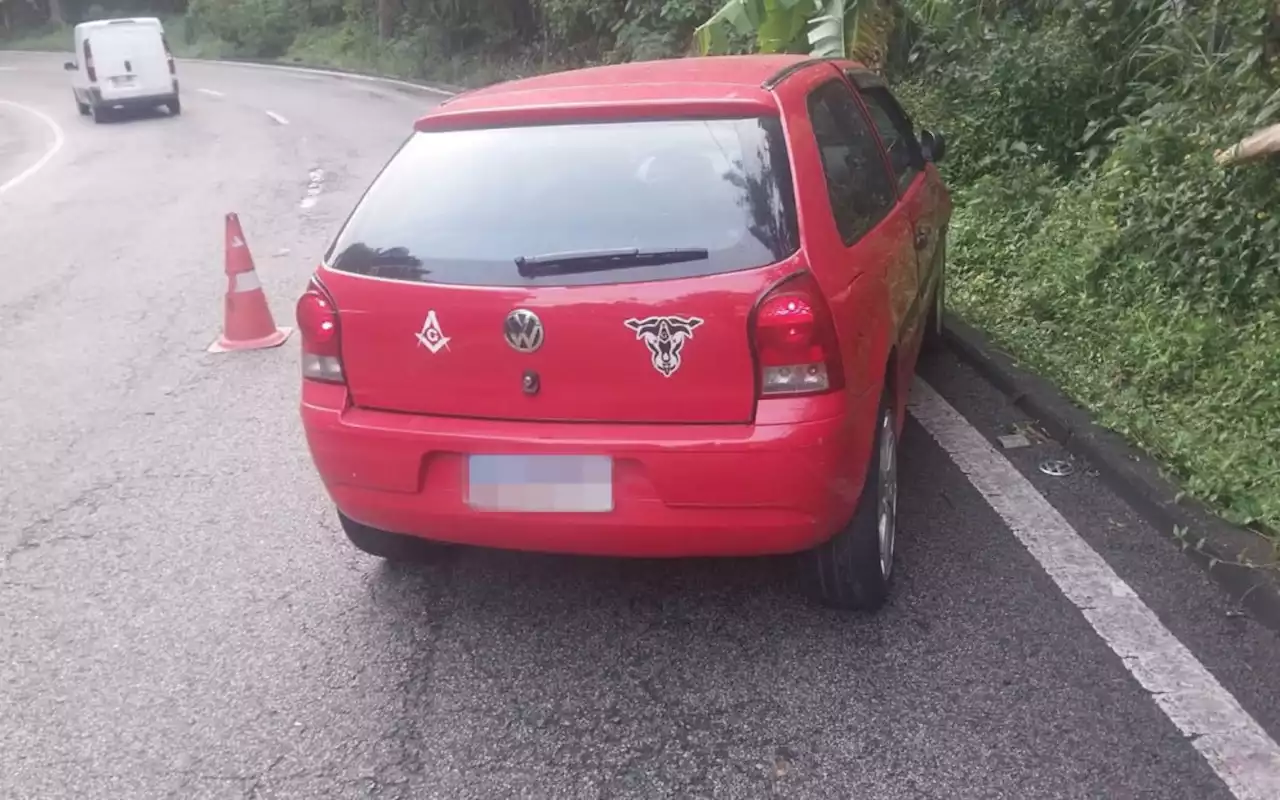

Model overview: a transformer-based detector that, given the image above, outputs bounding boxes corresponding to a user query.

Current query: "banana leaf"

[808,0,896,67]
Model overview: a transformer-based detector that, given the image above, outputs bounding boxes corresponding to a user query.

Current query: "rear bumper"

[301,384,871,558]
[89,81,178,107]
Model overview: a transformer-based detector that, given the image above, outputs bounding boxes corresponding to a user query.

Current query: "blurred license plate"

[467,455,612,513]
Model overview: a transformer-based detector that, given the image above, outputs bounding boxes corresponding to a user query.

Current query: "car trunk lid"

[323,265,794,424]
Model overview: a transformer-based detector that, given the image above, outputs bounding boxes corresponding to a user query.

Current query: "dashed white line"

[910,378,1280,800]
[265,110,289,126]
[197,88,225,98]
[0,99,65,199]
[299,167,325,210]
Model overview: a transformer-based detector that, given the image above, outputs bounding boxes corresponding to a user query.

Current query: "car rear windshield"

[325,116,800,286]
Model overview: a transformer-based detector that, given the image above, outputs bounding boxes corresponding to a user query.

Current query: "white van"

[64,17,180,123]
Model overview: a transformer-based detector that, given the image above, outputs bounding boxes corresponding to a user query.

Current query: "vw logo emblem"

[504,309,544,353]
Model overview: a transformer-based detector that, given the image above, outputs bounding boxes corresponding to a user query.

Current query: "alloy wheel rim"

[877,409,898,580]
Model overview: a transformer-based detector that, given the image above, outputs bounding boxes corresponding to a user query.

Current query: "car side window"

[806,80,896,246]
[857,86,925,196]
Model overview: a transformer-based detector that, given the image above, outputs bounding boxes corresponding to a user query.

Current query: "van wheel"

[338,512,455,563]
[168,97,181,116]
[802,389,898,611]
[75,94,90,116]
[90,104,110,124]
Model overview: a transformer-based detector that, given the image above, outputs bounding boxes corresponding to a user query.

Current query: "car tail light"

[163,36,175,75]
[297,281,344,383]
[84,41,96,83]
[752,272,844,396]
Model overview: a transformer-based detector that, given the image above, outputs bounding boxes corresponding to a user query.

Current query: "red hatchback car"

[297,55,951,610]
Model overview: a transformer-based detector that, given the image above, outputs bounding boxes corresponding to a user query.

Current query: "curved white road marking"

[197,88,225,98]
[265,110,289,126]
[911,378,1280,800]
[0,99,65,198]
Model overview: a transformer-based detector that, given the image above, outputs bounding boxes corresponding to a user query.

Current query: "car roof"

[414,55,834,132]
[75,17,163,33]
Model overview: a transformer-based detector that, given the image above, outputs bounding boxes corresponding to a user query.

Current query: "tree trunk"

[376,0,396,41]
[48,0,65,26]
[508,0,537,44]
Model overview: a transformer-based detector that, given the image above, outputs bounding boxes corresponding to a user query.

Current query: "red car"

[297,55,951,610]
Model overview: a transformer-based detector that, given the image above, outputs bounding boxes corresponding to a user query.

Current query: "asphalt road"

[3,51,1280,800]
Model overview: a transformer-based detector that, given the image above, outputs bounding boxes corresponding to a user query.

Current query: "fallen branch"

[1214,122,1280,166]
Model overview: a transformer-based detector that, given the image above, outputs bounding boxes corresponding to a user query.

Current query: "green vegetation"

[894,1,1280,541]
[3,0,1278,540]
[1,1,734,88]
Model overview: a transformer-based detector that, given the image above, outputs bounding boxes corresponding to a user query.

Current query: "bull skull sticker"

[624,315,704,377]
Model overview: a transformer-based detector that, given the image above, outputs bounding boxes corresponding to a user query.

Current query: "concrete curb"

[179,57,463,97]
[942,313,1280,633]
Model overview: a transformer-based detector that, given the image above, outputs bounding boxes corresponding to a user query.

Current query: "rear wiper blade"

[515,247,709,278]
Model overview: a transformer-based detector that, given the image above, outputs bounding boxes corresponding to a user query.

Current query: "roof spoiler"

[760,57,885,91]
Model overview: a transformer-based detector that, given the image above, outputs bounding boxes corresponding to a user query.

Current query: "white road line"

[197,88,225,98]
[265,110,289,126]
[0,99,65,199]
[910,378,1280,800]
[177,58,457,97]
[299,167,325,210]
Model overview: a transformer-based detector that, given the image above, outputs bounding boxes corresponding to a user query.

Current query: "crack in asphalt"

[2,476,121,567]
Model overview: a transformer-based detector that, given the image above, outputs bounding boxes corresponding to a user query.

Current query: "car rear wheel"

[74,93,90,116]
[168,97,181,116]
[338,511,455,563]
[90,103,110,125]
[802,389,898,611]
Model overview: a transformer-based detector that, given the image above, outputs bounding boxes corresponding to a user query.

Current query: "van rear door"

[91,22,170,100]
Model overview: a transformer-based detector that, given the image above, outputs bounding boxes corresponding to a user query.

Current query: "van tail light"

[162,36,175,75]
[84,41,97,82]
[297,280,345,384]
[752,272,844,397]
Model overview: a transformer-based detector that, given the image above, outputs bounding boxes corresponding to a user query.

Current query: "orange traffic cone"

[208,213,293,353]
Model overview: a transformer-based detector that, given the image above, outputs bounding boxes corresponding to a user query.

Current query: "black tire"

[75,93,90,116]
[802,388,899,611]
[168,97,181,116]
[338,511,454,562]
[90,103,109,124]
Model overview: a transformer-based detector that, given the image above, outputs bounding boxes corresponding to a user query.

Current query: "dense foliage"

[4,0,1279,538]
[900,0,1280,537]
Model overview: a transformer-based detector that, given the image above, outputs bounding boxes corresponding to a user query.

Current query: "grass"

[946,178,1280,550]
[1,18,578,89]
[0,16,238,59]
[282,24,584,89]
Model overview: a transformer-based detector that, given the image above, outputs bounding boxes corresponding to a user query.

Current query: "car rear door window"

[806,79,896,246]
[857,85,925,196]
[325,116,799,287]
